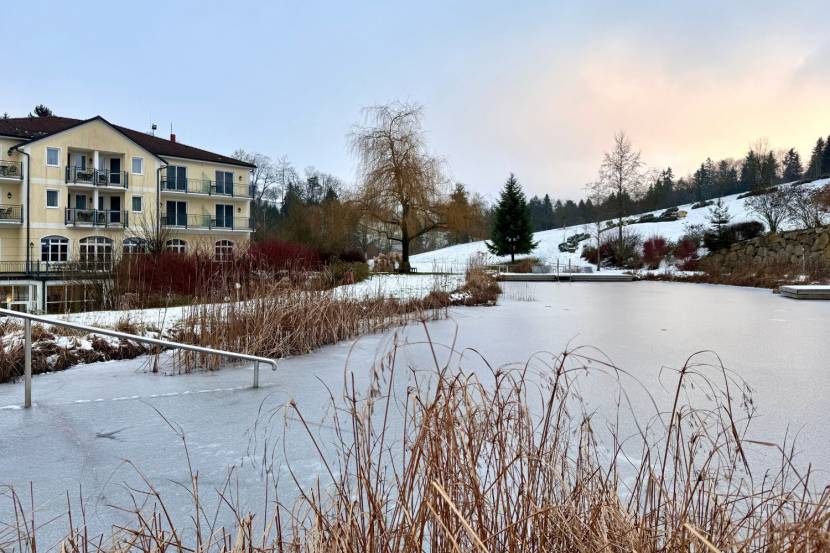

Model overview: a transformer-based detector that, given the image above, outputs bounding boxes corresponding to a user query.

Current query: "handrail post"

[24,318,32,408]
[253,361,259,388]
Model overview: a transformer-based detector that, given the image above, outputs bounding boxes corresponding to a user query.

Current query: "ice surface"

[1,283,829,547]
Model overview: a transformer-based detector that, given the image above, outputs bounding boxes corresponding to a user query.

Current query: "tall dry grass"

[3,331,828,552]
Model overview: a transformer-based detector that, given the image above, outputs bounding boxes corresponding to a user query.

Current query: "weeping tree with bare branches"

[352,102,447,272]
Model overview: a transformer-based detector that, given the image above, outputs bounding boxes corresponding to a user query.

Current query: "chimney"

[170,132,176,143]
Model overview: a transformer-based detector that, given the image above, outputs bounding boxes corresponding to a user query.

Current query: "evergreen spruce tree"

[740,150,762,191]
[486,173,538,262]
[807,138,825,179]
[822,135,830,177]
[781,148,803,182]
[705,197,733,250]
[760,151,779,187]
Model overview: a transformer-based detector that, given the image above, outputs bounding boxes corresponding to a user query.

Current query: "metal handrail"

[0,160,23,179]
[0,307,277,408]
[161,177,253,198]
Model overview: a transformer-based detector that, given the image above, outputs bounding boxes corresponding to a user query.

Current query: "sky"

[5,0,830,201]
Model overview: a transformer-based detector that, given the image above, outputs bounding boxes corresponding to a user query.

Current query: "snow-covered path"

[2,282,829,548]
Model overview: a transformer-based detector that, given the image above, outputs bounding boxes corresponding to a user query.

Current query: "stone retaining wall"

[702,226,830,272]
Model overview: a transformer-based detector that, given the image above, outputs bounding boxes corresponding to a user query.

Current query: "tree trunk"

[400,239,411,272]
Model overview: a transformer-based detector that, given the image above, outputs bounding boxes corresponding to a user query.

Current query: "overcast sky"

[5,0,829,201]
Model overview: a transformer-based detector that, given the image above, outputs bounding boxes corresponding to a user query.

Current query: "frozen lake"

[1,281,828,546]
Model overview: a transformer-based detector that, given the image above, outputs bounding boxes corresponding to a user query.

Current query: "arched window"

[41,235,69,263]
[123,237,148,255]
[79,236,114,262]
[215,240,234,261]
[165,239,187,254]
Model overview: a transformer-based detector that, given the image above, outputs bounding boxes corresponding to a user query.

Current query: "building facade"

[0,115,255,313]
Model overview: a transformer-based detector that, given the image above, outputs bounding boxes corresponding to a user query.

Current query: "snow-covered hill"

[410,179,829,273]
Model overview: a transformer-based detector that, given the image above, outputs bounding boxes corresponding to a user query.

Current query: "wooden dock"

[498,273,635,282]
[779,285,830,300]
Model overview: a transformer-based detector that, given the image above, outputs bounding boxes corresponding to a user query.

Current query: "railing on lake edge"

[0,307,278,408]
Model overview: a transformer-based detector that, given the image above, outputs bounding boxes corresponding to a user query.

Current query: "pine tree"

[781,148,803,182]
[486,173,538,262]
[822,135,830,177]
[31,104,53,117]
[705,197,733,250]
[760,151,779,187]
[740,150,762,191]
[807,138,825,179]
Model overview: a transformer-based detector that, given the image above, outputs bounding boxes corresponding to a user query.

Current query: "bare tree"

[788,184,828,229]
[232,150,279,202]
[130,211,175,256]
[351,102,447,272]
[273,156,300,205]
[745,186,793,233]
[588,131,644,249]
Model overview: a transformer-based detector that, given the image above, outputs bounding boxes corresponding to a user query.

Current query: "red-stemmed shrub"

[249,240,321,271]
[642,236,670,269]
[673,236,699,261]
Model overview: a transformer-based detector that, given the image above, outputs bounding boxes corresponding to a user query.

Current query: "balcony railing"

[65,166,129,189]
[0,260,115,276]
[0,160,23,180]
[161,177,253,198]
[162,213,252,230]
[65,208,129,228]
[0,204,23,223]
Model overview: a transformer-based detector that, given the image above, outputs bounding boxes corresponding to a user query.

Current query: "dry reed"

[3,331,828,552]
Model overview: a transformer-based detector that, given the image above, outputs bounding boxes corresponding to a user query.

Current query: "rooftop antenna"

[151,123,157,136]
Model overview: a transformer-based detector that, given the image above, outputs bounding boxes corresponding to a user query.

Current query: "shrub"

[677,257,700,271]
[326,261,370,285]
[642,236,670,269]
[512,258,536,273]
[249,239,321,270]
[580,232,642,269]
[603,231,642,268]
[703,220,765,252]
[672,236,699,260]
[731,220,765,241]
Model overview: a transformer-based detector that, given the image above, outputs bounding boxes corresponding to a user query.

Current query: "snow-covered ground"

[410,179,830,273]
[40,272,464,332]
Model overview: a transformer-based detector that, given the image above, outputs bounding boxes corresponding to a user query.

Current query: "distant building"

[0,115,255,312]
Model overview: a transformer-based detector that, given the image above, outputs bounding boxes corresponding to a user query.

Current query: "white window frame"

[165,239,187,254]
[131,156,144,175]
[79,236,114,262]
[46,147,61,167]
[45,189,60,209]
[215,240,234,261]
[123,237,147,255]
[131,195,143,213]
[41,235,69,263]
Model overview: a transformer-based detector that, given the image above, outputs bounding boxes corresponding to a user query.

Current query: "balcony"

[65,208,129,228]
[162,213,252,231]
[0,161,23,180]
[0,204,23,224]
[161,177,253,198]
[0,260,114,276]
[65,166,129,189]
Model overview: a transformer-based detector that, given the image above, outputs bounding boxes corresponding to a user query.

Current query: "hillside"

[410,179,830,273]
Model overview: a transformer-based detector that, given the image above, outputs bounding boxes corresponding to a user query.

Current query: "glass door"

[215,204,233,228]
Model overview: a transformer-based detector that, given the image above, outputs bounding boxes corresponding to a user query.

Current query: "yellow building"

[0,115,255,312]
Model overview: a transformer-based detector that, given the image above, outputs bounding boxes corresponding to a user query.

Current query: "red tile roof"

[0,115,255,169]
